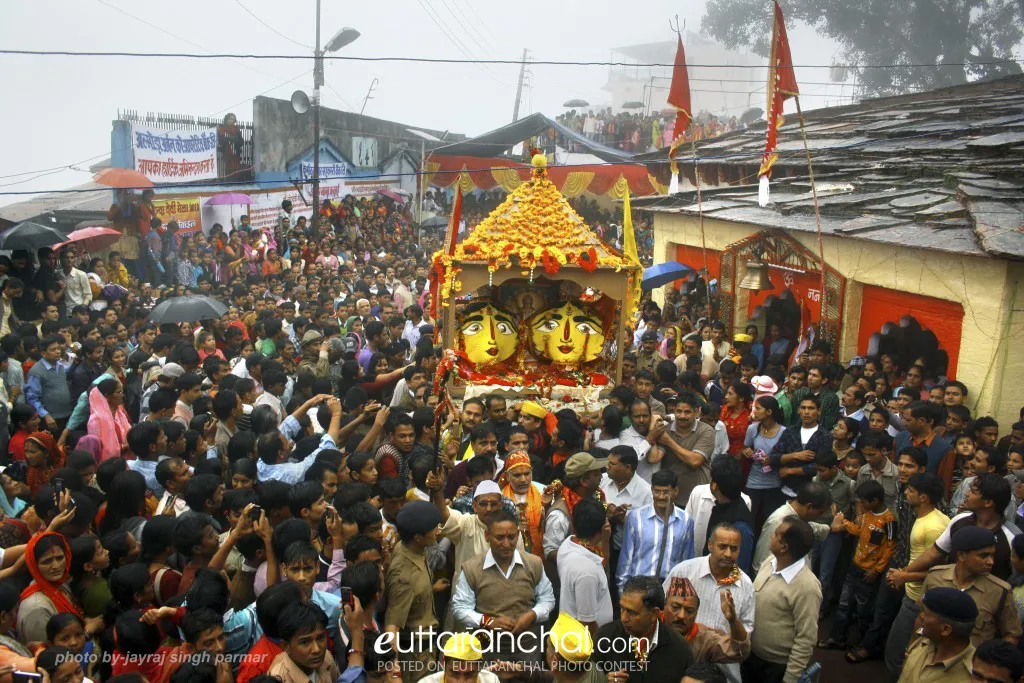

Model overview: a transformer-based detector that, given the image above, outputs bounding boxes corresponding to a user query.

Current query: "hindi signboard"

[248,183,342,232]
[132,123,219,183]
[299,161,349,182]
[152,197,203,236]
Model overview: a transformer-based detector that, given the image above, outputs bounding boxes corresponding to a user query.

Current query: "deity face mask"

[459,304,518,365]
[530,301,605,364]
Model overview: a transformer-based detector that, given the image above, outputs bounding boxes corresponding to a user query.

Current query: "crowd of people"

[0,188,1020,683]
[553,109,744,154]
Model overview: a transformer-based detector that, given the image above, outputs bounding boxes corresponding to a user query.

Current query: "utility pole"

[360,78,378,115]
[511,48,528,122]
[312,0,323,235]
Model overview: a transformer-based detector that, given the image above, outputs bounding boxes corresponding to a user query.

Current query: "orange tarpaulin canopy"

[425,155,665,198]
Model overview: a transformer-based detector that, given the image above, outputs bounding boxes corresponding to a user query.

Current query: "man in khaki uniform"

[898,587,976,683]
[385,500,446,682]
[917,526,1021,645]
[635,330,667,373]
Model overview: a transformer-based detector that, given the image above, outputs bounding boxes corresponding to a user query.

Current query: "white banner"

[298,161,349,181]
[248,183,342,232]
[131,123,219,183]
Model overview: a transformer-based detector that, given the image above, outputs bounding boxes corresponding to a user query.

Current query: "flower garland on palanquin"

[430,153,631,313]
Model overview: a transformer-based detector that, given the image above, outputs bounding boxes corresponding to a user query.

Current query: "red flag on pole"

[442,182,462,256]
[667,34,692,183]
[758,0,799,205]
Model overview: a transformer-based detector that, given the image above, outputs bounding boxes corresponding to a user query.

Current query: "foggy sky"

[0,0,848,205]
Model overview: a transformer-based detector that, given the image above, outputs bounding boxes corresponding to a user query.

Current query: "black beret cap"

[950,525,998,553]
[922,586,979,622]
[396,500,442,536]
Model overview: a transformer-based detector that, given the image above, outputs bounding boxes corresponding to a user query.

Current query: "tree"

[701,0,1023,96]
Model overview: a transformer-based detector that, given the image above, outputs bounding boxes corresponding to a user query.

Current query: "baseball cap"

[159,362,185,379]
[564,452,608,479]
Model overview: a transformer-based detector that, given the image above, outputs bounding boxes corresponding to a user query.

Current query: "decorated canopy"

[425,112,666,197]
[426,155,666,198]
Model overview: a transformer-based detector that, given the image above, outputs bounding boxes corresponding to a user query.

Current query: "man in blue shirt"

[25,334,72,432]
[617,469,695,590]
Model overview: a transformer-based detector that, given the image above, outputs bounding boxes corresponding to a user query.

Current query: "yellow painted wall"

[653,213,1024,427]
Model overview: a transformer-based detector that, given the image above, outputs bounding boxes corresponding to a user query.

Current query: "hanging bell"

[738,261,774,291]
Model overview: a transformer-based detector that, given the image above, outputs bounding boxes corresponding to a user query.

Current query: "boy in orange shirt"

[818,479,896,653]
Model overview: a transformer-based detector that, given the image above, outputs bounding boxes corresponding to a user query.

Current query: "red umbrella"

[54,226,124,252]
[93,168,154,189]
[377,188,406,204]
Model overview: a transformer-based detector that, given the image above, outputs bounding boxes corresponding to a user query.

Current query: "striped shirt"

[616,504,695,591]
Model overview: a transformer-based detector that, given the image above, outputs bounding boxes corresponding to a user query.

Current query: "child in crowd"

[819,480,897,652]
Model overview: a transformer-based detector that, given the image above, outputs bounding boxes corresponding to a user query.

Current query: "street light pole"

[312,0,323,235]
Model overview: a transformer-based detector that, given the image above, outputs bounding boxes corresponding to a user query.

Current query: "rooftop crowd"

[0,187,1018,683]
[554,110,744,153]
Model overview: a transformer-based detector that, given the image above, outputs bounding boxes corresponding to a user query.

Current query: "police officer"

[385,500,447,682]
[898,587,977,683]
[917,526,1022,645]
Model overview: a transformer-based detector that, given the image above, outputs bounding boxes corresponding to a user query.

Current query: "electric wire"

[3,48,1020,70]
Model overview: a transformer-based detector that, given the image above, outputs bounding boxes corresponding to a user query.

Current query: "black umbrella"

[148,295,228,323]
[0,220,68,251]
[562,99,590,108]
[622,101,645,109]
[420,216,449,229]
[740,107,765,125]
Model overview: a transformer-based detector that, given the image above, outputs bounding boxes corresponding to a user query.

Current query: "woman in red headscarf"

[23,431,65,495]
[17,532,99,643]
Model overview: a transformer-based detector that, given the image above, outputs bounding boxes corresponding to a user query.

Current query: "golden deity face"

[459,303,518,365]
[530,301,605,364]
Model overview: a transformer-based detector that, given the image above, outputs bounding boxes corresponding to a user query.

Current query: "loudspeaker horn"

[291,90,310,115]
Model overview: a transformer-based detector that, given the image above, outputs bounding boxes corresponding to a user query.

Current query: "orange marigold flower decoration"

[542,250,561,275]
[578,247,599,272]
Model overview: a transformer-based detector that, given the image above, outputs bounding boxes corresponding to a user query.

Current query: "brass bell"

[738,261,774,291]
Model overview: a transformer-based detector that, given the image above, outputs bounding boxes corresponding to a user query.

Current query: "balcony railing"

[117,110,254,183]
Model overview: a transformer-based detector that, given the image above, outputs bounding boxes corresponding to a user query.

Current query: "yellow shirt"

[905,508,951,601]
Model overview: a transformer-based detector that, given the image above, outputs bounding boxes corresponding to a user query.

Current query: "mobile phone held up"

[340,587,354,607]
[249,505,262,521]
[13,672,44,683]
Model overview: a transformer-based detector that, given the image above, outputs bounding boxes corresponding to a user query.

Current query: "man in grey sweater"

[744,518,822,683]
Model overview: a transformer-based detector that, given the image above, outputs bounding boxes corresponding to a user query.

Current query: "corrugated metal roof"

[0,182,111,224]
[637,75,1024,259]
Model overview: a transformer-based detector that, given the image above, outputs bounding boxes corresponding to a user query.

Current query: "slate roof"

[636,74,1024,260]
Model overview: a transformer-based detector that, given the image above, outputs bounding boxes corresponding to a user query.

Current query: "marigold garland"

[436,154,630,276]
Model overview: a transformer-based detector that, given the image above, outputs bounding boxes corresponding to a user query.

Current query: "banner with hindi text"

[132,123,219,183]
[152,197,203,236]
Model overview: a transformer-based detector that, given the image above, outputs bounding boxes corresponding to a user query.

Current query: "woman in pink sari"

[87,378,132,461]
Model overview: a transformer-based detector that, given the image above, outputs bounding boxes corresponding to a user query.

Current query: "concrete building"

[604,32,762,117]
[637,75,1024,426]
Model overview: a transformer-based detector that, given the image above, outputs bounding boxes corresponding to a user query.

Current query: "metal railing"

[117,110,254,182]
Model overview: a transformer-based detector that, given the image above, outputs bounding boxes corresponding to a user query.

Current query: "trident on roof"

[668,15,684,37]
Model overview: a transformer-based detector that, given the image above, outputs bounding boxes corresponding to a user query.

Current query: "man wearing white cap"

[426,476,525,589]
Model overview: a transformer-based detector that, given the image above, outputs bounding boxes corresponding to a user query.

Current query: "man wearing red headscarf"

[662,576,750,664]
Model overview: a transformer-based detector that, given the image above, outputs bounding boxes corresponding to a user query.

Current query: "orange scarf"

[503,482,544,556]
[20,532,82,616]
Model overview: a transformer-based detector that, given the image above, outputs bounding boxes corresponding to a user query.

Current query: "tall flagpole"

[690,136,712,314]
[794,97,827,320]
